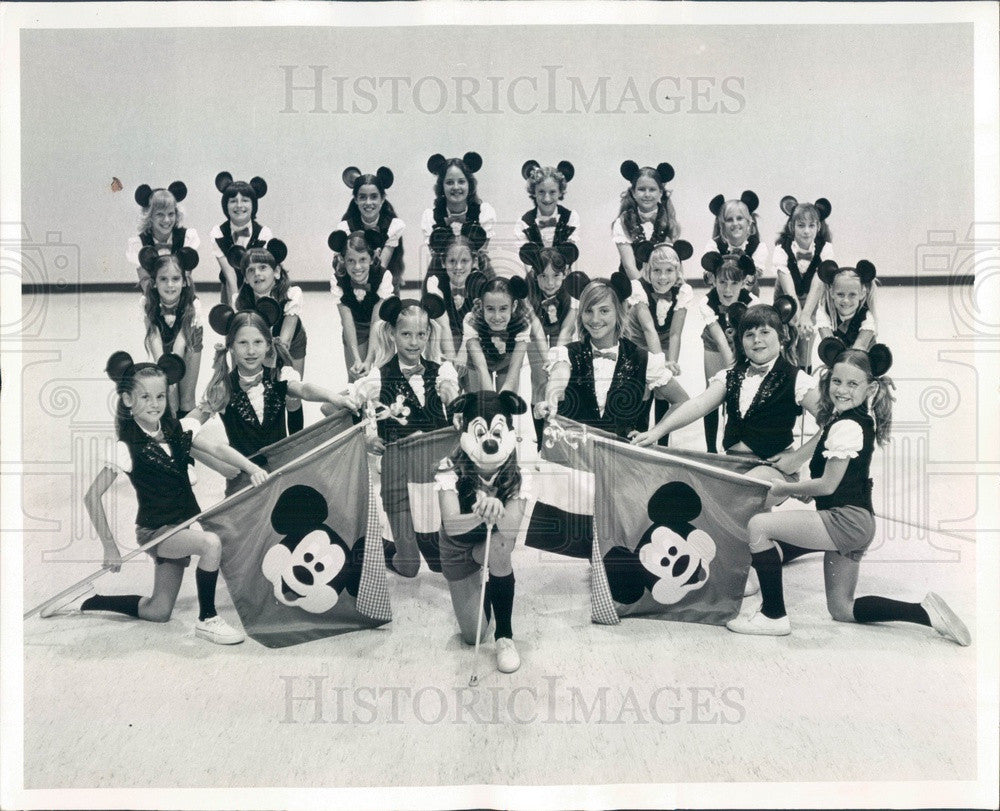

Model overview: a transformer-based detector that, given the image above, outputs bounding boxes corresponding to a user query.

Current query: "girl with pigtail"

[137,247,204,418]
[613,160,680,351]
[334,165,406,293]
[727,338,970,646]
[230,239,308,434]
[328,229,394,381]
[127,181,200,292]
[192,305,356,496]
[42,353,268,644]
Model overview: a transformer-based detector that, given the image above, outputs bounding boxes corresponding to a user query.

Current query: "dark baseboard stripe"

[20,275,969,295]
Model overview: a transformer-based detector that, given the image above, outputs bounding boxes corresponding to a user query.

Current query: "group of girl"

[50,155,968,662]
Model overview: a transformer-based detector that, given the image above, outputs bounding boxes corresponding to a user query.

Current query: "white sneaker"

[921,592,971,646]
[39,584,94,618]
[743,568,760,597]
[726,609,791,636]
[195,614,245,645]
[495,637,521,673]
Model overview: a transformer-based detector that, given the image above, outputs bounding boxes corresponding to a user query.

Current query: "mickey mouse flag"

[200,421,391,648]
[543,417,770,625]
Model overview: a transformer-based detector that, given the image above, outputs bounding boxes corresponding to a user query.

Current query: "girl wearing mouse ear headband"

[137,248,204,418]
[813,260,880,352]
[49,352,269,644]
[128,181,200,292]
[728,338,971,647]
[210,171,273,306]
[231,240,309,434]
[621,240,695,446]
[537,274,688,441]
[515,159,580,267]
[420,152,497,274]
[704,190,766,297]
[335,166,406,294]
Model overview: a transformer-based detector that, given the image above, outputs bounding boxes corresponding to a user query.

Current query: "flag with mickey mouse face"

[545,417,768,625]
[200,420,390,647]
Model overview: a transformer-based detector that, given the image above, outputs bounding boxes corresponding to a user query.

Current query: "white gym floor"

[16,286,988,793]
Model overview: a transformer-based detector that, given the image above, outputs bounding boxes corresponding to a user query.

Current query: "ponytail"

[869,374,895,446]
[202,343,232,414]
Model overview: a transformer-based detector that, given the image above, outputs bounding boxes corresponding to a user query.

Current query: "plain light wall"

[20,23,973,286]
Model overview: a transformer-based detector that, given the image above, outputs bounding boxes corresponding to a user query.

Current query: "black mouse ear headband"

[343,166,395,190]
[646,240,693,265]
[819,259,877,286]
[105,350,185,389]
[507,275,530,302]
[620,160,673,185]
[710,190,759,216]
[380,294,446,326]
[229,239,287,270]
[819,336,893,377]
[519,243,543,273]
[563,271,590,299]
[135,181,187,208]
[465,271,490,302]
[208,299,281,336]
[772,295,798,325]
[608,271,633,303]
[781,195,832,221]
[138,246,199,276]
[215,172,268,199]
[701,251,723,275]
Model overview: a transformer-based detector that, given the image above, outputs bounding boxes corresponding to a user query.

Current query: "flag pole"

[588,432,774,489]
[468,524,494,687]
[25,422,367,621]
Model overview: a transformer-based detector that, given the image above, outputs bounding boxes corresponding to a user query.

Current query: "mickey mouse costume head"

[451,390,527,471]
[261,484,363,614]
[603,482,717,606]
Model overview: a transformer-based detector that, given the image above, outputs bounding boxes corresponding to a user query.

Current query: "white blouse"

[352,359,459,408]
[126,228,200,266]
[329,271,394,305]
[710,360,817,418]
[420,202,497,241]
[822,419,864,459]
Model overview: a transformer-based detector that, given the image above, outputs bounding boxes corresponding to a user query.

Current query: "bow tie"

[795,250,813,261]
[592,348,618,362]
[536,217,557,229]
[745,364,770,378]
[233,227,251,240]
[160,303,178,317]
[238,372,264,391]
[399,364,424,378]
[352,281,371,292]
